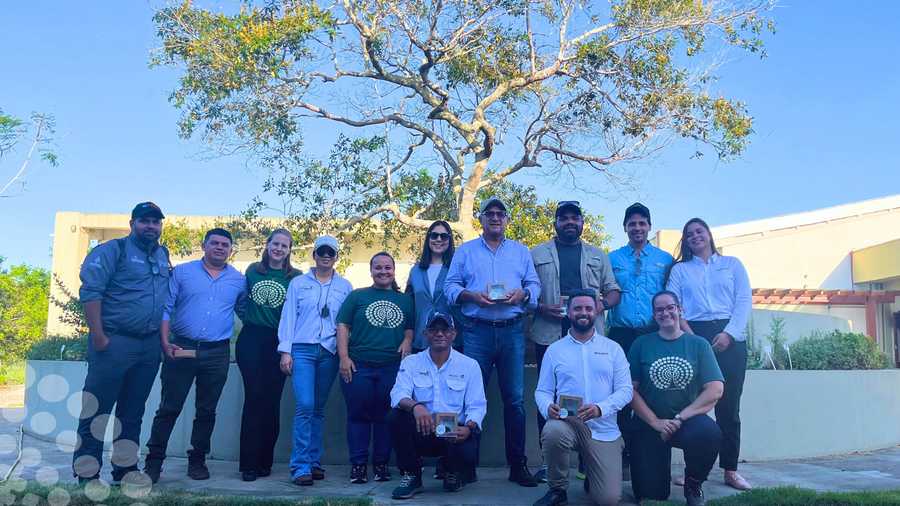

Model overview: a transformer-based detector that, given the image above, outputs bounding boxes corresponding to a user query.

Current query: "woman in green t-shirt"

[235,229,299,481]
[627,290,724,505]
[337,252,414,485]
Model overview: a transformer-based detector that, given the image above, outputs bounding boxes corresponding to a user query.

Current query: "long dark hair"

[370,252,401,292]
[254,229,297,279]
[665,218,717,284]
[418,221,455,270]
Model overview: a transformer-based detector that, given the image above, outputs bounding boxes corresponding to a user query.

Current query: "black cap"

[555,200,582,218]
[623,203,651,226]
[132,202,165,219]
[426,312,454,329]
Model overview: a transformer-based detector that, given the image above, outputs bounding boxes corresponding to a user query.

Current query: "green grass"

[644,486,900,505]
[0,363,26,385]
[0,481,372,506]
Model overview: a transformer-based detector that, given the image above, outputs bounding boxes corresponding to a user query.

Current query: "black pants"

[689,319,748,471]
[73,332,160,480]
[146,341,230,464]
[386,408,478,478]
[630,414,722,501]
[236,323,287,472]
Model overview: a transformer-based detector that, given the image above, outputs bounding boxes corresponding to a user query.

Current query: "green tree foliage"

[0,108,59,198]
[790,330,892,371]
[0,258,50,362]
[48,274,87,336]
[152,0,776,241]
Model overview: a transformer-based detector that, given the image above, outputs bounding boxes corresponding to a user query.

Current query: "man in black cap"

[530,201,621,482]
[605,202,673,480]
[387,312,486,498]
[72,202,171,485]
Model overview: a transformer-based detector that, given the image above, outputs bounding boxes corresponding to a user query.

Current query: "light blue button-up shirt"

[606,244,673,330]
[277,268,353,354]
[163,259,248,342]
[444,237,541,320]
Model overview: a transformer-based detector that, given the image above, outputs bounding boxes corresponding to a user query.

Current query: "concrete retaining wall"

[21,361,900,466]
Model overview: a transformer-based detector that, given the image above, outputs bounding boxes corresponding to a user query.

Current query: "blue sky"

[1,1,898,269]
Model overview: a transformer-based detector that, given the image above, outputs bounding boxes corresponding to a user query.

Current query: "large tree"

[152,0,775,240]
[0,258,50,362]
[0,109,58,198]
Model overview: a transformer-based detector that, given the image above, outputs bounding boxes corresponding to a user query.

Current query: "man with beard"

[73,202,170,485]
[533,290,633,506]
[143,228,248,483]
[444,197,541,486]
[606,203,673,480]
[529,201,620,481]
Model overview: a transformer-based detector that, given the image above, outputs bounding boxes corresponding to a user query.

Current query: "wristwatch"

[601,299,610,310]
[522,290,531,305]
[674,413,683,422]
[465,423,482,437]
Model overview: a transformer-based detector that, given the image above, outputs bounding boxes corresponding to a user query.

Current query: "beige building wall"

[48,212,421,335]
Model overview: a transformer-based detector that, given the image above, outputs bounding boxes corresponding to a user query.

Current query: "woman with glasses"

[405,221,461,354]
[236,229,299,482]
[337,252,415,485]
[627,290,724,505]
[665,218,753,491]
[277,236,353,486]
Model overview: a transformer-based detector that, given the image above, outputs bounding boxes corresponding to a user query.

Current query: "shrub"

[763,316,790,370]
[790,330,892,370]
[25,335,88,361]
[744,314,766,370]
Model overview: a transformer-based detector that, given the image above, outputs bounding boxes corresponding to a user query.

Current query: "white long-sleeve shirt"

[535,332,634,442]
[277,269,352,354]
[666,253,752,342]
[391,349,487,427]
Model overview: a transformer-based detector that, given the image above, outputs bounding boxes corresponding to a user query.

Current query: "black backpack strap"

[115,237,129,266]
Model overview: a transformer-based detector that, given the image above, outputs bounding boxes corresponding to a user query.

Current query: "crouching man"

[387,312,486,498]
[534,289,634,506]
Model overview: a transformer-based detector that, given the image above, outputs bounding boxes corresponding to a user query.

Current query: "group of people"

[71,198,753,506]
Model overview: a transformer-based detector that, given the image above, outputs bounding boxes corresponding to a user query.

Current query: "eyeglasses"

[147,254,161,276]
[653,304,679,316]
[635,256,642,277]
[557,200,580,208]
[425,327,455,336]
[315,246,336,257]
[481,211,508,219]
[428,232,450,241]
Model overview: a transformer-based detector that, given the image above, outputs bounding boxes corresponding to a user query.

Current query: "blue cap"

[426,312,454,329]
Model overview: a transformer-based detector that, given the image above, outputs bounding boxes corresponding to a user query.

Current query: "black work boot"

[684,477,707,506]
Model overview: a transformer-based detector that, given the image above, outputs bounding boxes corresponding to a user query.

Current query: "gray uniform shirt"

[79,233,170,335]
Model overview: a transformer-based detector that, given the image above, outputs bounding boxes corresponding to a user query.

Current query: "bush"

[25,335,88,361]
[790,330,892,370]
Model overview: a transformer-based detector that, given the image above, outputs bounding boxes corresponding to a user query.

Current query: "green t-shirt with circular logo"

[337,286,415,366]
[244,265,294,329]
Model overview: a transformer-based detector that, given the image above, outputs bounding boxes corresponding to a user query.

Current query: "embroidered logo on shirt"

[365,300,405,328]
[649,356,694,390]
[130,256,146,264]
[90,256,103,268]
[251,279,287,308]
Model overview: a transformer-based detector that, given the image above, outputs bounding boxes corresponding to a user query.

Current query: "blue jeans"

[339,360,400,465]
[289,344,339,479]
[463,320,527,465]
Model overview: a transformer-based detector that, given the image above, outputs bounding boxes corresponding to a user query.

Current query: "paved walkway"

[2,409,900,505]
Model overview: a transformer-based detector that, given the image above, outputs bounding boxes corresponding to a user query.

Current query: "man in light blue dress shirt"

[444,197,541,487]
[606,203,673,480]
[144,228,248,484]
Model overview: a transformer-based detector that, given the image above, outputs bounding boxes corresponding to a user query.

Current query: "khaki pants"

[542,419,623,506]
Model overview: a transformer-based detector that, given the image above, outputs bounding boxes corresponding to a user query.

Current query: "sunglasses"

[557,200,580,208]
[428,232,450,241]
[482,211,508,219]
[315,246,336,257]
[147,255,161,276]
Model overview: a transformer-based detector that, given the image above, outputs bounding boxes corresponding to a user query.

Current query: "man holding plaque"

[534,290,633,506]
[530,201,621,482]
[444,197,541,486]
[387,313,486,498]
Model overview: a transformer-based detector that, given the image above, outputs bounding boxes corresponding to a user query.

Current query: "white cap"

[313,235,339,252]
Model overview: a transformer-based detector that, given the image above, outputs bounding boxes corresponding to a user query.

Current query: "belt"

[103,327,158,339]
[471,315,523,328]
[171,337,231,349]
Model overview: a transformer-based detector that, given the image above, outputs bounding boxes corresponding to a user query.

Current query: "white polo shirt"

[391,348,487,427]
[535,331,634,442]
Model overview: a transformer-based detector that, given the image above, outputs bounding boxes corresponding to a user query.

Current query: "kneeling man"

[534,289,634,506]
[387,312,486,498]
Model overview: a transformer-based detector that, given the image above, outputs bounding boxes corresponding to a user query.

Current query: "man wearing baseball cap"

[444,197,541,486]
[73,202,170,486]
[387,312,486,498]
[529,200,621,482]
[606,203,673,480]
